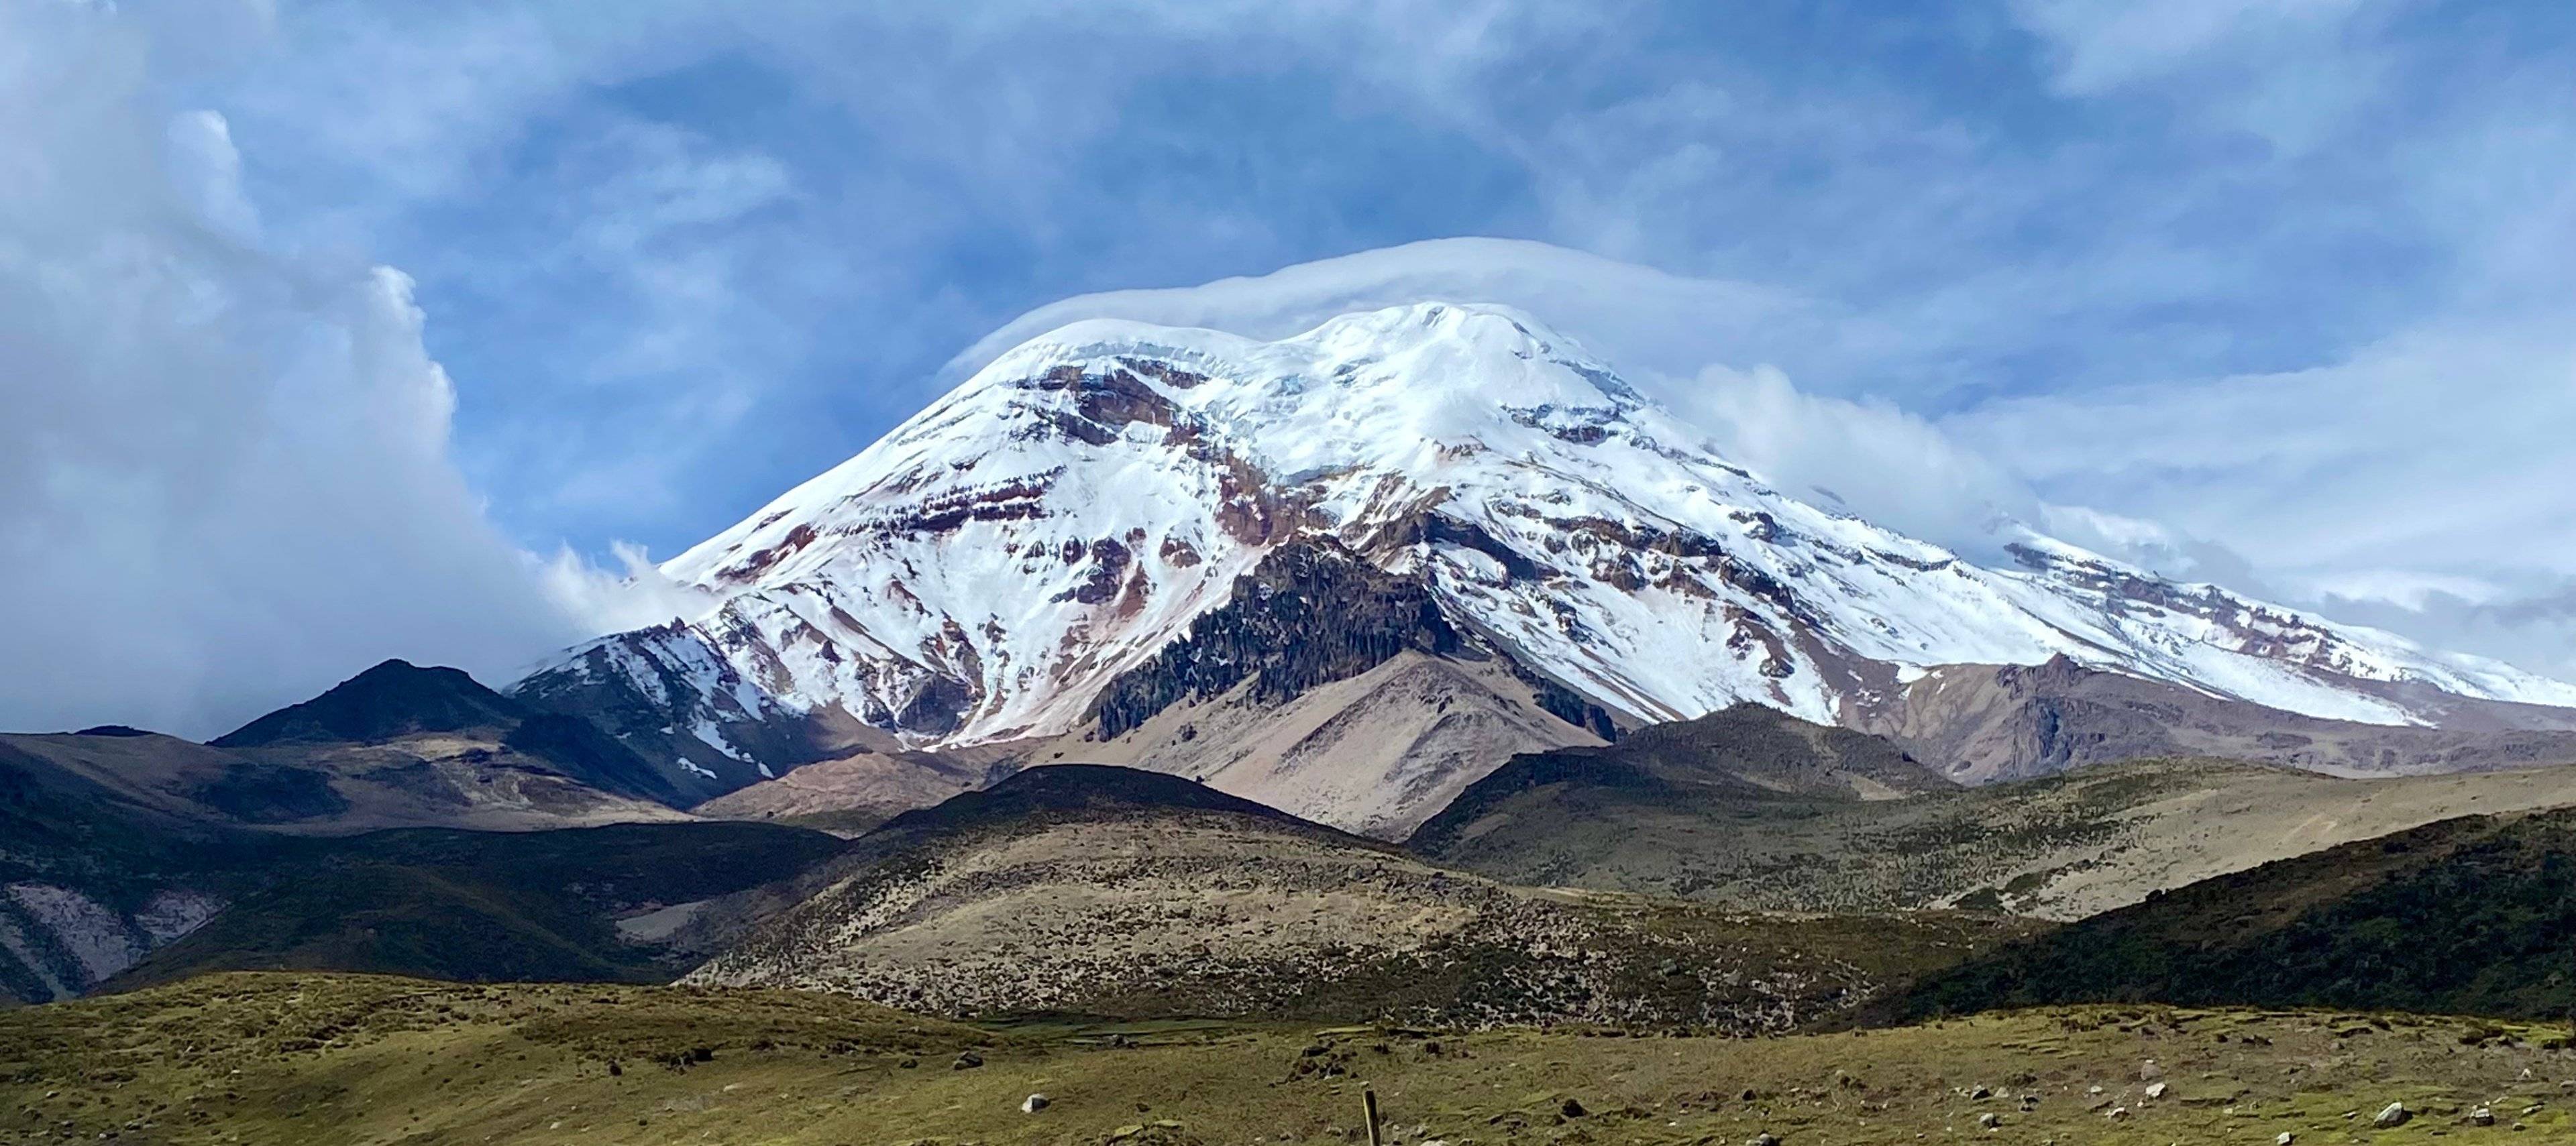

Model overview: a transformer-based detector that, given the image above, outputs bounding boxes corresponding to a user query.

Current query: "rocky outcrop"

[0,884,222,1003]
[1087,540,1465,739]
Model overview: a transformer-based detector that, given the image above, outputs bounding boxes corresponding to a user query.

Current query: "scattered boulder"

[1023,1094,1050,1114]
[2374,1102,2410,1129]
[2143,1082,2167,1100]
[953,1051,984,1071]
[2105,1106,2129,1120]
[1558,1098,1588,1119]
[2469,1106,2495,1126]
[2275,1133,2295,1146]
[1976,1112,2000,1129]
[1746,1135,1780,1146]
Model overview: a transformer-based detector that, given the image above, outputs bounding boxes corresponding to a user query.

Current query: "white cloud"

[537,540,712,639]
[1669,364,2039,562]
[2010,0,2392,152]
[2306,570,2505,611]
[1950,316,2576,581]
[0,1,608,736]
[2012,0,2371,91]
[949,236,1843,385]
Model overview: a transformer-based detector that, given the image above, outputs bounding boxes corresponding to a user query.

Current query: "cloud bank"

[0,3,605,736]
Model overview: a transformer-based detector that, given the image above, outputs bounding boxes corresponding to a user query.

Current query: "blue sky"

[5,0,2575,732]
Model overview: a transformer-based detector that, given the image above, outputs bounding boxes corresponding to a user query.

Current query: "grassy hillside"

[6,972,2573,1144]
[1891,807,2576,1023]
[1413,744,2576,920]
[690,764,2041,1029]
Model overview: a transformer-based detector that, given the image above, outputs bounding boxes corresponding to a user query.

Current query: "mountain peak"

[214,660,523,748]
[977,300,1642,413]
[523,298,2576,823]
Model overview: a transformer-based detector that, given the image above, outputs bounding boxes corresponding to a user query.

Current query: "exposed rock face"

[1036,540,1608,838]
[1087,540,1463,739]
[0,884,220,1003]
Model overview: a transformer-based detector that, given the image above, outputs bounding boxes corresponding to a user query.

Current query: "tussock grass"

[9,973,2574,1144]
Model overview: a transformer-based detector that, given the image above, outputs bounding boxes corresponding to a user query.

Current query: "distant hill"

[689,763,2035,1029]
[0,659,735,1003]
[1886,807,2576,1023]
[690,743,1008,835]
[1411,703,2576,919]
[215,658,698,807]
[214,660,529,748]
[1860,655,2576,785]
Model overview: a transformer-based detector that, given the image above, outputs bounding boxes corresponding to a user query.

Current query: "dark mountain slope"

[1888,807,2576,1023]
[214,660,526,747]
[1407,703,1968,909]
[0,740,266,1004]
[108,821,849,991]
[865,762,1364,846]
[213,658,692,807]
[0,661,717,1004]
[1437,701,1949,807]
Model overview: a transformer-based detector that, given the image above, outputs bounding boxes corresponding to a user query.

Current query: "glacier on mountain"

[514,302,2576,788]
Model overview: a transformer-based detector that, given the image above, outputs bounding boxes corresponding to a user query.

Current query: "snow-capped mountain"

[513,302,2576,808]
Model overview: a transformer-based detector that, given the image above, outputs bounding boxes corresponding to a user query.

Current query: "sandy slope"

[1028,651,1601,838]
